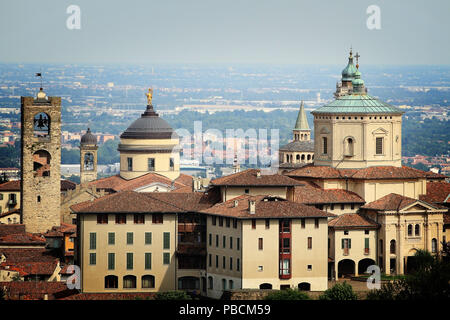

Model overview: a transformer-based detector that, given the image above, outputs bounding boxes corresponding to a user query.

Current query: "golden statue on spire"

[146,88,153,105]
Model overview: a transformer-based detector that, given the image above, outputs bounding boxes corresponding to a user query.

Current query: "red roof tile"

[0,233,46,246]
[200,194,335,219]
[361,193,446,211]
[0,248,57,263]
[419,182,450,204]
[211,169,302,187]
[0,180,20,191]
[0,224,25,237]
[0,281,73,300]
[0,260,58,275]
[292,181,364,204]
[328,213,379,229]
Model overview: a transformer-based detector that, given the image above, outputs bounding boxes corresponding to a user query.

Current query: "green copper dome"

[312,94,404,115]
[341,50,358,81]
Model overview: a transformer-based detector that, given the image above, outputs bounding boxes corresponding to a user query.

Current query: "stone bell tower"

[21,88,61,233]
[79,128,98,184]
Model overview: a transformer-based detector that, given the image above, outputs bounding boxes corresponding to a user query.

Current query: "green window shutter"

[145,253,152,270]
[342,239,345,249]
[145,232,152,245]
[127,232,133,245]
[89,233,96,250]
[349,239,352,249]
[108,232,115,245]
[163,232,170,249]
[163,252,170,265]
[89,253,96,265]
[127,253,133,270]
[365,238,369,249]
[108,253,115,270]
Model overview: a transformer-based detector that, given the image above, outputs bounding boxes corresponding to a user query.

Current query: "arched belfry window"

[33,112,50,138]
[33,150,51,177]
[84,153,94,171]
[322,137,328,154]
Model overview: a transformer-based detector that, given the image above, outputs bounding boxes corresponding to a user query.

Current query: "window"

[148,158,155,171]
[134,214,144,224]
[208,276,213,290]
[208,254,212,267]
[344,230,349,235]
[83,152,94,171]
[342,239,351,250]
[223,235,226,248]
[251,219,256,229]
[307,237,312,249]
[341,204,345,210]
[222,256,226,269]
[108,253,115,270]
[126,253,133,270]
[407,224,413,236]
[314,218,319,228]
[390,240,396,254]
[265,219,270,229]
[212,216,216,226]
[351,204,355,210]
[89,233,96,250]
[301,218,305,229]
[229,257,233,270]
[364,238,370,254]
[105,275,118,289]
[233,219,237,229]
[127,157,133,171]
[281,238,290,254]
[108,232,115,245]
[163,232,170,249]
[219,217,223,227]
[237,238,240,251]
[331,204,335,210]
[33,150,51,177]
[216,235,219,247]
[208,233,212,246]
[307,265,312,271]
[229,280,234,290]
[281,219,290,233]
[226,218,230,228]
[116,214,127,224]
[163,252,170,265]
[244,188,249,194]
[258,266,263,271]
[145,253,152,270]
[222,279,227,290]
[230,236,233,249]
[169,158,174,171]
[237,258,240,271]
[345,138,354,156]
[215,255,219,268]
[258,238,263,250]
[365,230,370,235]
[123,275,136,289]
[432,238,437,253]
[33,112,50,137]
[145,232,152,245]
[142,275,155,289]
[322,137,328,154]
[415,224,420,236]
[152,213,163,224]
[280,259,290,276]
[376,137,383,155]
[126,232,134,245]
[89,253,96,265]
[97,214,108,224]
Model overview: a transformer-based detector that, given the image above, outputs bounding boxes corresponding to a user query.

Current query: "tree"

[154,291,192,300]
[264,289,310,300]
[319,282,357,300]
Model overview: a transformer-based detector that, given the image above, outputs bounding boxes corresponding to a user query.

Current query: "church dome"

[80,128,97,146]
[341,50,357,81]
[120,104,178,140]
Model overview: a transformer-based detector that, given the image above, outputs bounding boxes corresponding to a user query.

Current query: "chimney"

[249,200,256,214]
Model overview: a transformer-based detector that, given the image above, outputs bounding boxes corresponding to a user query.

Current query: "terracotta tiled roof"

[0,233,46,246]
[423,171,448,180]
[0,180,78,192]
[292,181,365,204]
[44,223,76,238]
[361,193,446,211]
[328,213,379,229]
[419,182,450,204]
[71,190,218,214]
[211,169,302,187]
[0,180,20,191]
[88,172,193,192]
[200,194,335,219]
[0,248,57,263]
[288,165,430,180]
[443,214,450,225]
[0,224,25,237]
[0,281,73,300]
[0,259,58,276]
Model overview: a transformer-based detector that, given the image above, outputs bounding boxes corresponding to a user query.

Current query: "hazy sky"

[1,0,449,65]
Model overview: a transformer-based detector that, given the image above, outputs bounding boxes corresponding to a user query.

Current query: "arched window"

[432,238,437,253]
[123,275,136,289]
[222,279,227,291]
[307,154,311,161]
[83,153,94,171]
[104,275,118,289]
[208,276,213,290]
[415,224,420,236]
[142,275,155,289]
[390,240,396,254]
[296,154,300,162]
[33,150,51,177]
[301,154,305,162]
[407,224,413,237]
[286,154,289,163]
[322,137,328,154]
[33,112,50,138]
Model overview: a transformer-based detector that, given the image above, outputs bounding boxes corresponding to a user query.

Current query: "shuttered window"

[163,232,170,249]
[127,232,133,245]
[376,137,383,155]
[145,253,152,270]
[108,253,115,270]
[126,253,133,270]
[108,232,115,245]
[145,232,152,245]
[89,253,96,265]
[163,252,170,265]
[365,238,370,249]
[89,233,96,250]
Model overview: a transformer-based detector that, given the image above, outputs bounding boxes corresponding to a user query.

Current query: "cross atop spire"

[355,52,360,69]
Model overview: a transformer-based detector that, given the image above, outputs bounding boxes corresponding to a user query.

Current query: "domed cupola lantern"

[118,88,180,180]
[80,128,98,183]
